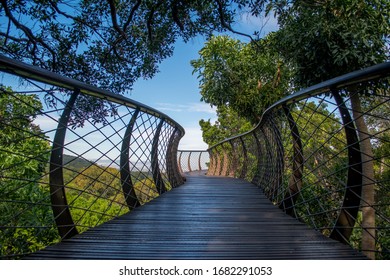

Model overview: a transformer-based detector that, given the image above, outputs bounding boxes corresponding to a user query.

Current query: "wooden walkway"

[26,175,366,259]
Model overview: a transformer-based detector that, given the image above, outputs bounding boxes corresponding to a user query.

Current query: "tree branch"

[214,0,254,41]
[172,0,184,31]
[107,0,126,37]
[47,0,107,43]
[146,0,164,43]
[123,0,142,33]
[1,0,57,68]
[0,31,29,43]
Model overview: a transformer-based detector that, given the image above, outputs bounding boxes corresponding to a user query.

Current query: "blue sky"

[0,9,278,151]
[129,12,279,150]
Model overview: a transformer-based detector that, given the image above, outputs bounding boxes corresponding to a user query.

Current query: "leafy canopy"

[0,0,250,94]
[270,0,390,87]
[191,34,292,125]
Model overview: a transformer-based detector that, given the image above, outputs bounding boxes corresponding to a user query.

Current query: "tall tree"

[192,34,292,126]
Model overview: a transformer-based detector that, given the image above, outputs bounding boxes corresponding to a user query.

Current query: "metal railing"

[1,53,389,260]
[177,150,209,174]
[0,55,185,258]
[207,62,390,259]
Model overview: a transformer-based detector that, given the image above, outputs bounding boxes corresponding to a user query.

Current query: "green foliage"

[192,34,293,124]
[192,34,293,147]
[65,164,126,232]
[72,165,123,200]
[62,163,160,232]
[133,178,159,205]
[0,87,59,257]
[0,0,238,94]
[199,105,253,146]
[271,0,390,87]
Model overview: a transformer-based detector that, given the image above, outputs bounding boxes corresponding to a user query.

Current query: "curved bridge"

[0,55,389,259]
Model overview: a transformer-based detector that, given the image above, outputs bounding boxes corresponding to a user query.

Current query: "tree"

[263,0,390,259]
[0,0,258,126]
[0,86,58,257]
[0,0,247,94]
[191,34,292,144]
[72,165,122,200]
[192,34,292,124]
[199,105,252,146]
[272,0,389,85]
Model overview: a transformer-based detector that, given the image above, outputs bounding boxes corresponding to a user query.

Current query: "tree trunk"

[349,91,376,260]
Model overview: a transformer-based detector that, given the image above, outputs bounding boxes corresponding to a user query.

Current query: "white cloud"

[179,126,208,150]
[156,102,217,114]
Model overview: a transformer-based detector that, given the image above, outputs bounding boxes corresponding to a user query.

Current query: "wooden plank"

[26,175,366,259]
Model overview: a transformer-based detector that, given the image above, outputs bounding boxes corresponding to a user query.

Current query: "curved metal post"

[210,149,219,176]
[215,149,222,176]
[166,128,183,187]
[207,149,215,175]
[188,151,193,172]
[280,105,303,217]
[251,131,264,185]
[329,89,363,243]
[229,140,237,177]
[50,89,79,239]
[269,116,285,198]
[178,150,184,174]
[239,136,248,179]
[151,119,166,194]
[120,108,140,210]
[173,132,185,185]
[198,152,202,171]
[221,144,230,176]
[258,125,273,190]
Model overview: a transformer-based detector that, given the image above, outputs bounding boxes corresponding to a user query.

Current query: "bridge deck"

[26,175,366,259]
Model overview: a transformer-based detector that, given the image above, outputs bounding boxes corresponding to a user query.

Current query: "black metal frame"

[206,62,390,258]
[177,150,210,174]
[1,54,389,259]
[0,55,185,243]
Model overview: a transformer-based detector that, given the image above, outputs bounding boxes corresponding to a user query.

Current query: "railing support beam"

[151,119,166,194]
[49,89,79,239]
[120,108,141,210]
[329,89,363,243]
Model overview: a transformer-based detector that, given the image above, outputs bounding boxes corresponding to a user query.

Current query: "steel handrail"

[208,62,390,150]
[0,54,184,133]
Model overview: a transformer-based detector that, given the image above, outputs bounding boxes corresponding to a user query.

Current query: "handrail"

[177,150,210,174]
[208,62,390,149]
[0,55,185,258]
[1,54,389,260]
[0,55,184,131]
[207,62,390,259]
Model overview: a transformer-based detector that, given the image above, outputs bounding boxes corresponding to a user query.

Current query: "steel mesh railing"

[0,55,185,259]
[207,63,390,259]
[177,150,210,174]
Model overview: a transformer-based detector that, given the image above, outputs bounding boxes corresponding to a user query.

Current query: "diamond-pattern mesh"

[177,151,210,173]
[0,62,184,258]
[208,74,390,259]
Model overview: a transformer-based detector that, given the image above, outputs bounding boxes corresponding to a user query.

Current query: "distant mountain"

[63,154,94,170]
[63,154,151,172]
